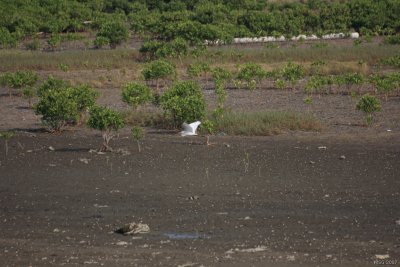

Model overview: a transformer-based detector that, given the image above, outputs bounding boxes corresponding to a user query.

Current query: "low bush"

[356,94,381,125]
[122,83,154,109]
[0,71,38,97]
[87,105,125,151]
[160,80,206,126]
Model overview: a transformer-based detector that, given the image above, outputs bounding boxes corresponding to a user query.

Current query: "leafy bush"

[131,126,145,152]
[69,84,99,114]
[94,36,110,48]
[87,105,125,151]
[160,80,206,125]
[96,20,129,49]
[384,35,400,45]
[142,59,176,91]
[380,55,400,68]
[280,62,305,90]
[122,83,153,109]
[35,82,98,131]
[22,86,36,107]
[47,34,62,50]
[37,76,70,97]
[34,88,80,132]
[356,94,381,125]
[236,63,265,90]
[0,71,38,97]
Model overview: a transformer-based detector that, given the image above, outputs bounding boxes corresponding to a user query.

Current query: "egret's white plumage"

[180,121,201,136]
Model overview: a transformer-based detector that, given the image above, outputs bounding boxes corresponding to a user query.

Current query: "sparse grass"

[0,49,139,71]
[122,109,171,128]
[203,44,400,66]
[209,111,321,136]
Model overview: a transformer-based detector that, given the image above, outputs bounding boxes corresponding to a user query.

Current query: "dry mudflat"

[0,84,400,267]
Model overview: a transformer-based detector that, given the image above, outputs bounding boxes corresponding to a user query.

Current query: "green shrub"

[22,86,36,107]
[37,76,70,97]
[69,84,99,114]
[1,71,38,97]
[142,59,176,91]
[94,36,110,48]
[160,80,206,125]
[122,83,153,109]
[280,62,305,90]
[356,94,381,125]
[34,88,80,132]
[96,21,129,49]
[379,55,400,68]
[236,63,265,90]
[47,34,62,50]
[131,126,145,152]
[384,35,400,45]
[87,105,125,151]
[35,82,98,130]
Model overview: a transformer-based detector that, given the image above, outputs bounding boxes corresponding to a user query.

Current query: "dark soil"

[1,63,400,266]
[0,130,399,267]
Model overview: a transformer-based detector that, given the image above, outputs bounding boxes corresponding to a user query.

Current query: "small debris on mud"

[375,254,390,260]
[226,246,268,253]
[79,158,90,164]
[115,222,150,235]
[309,161,315,164]
[115,241,129,246]
[287,255,296,261]
[318,146,327,150]
[48,146,55,151]
[395,219,400,226]
[53,228,60,233]
[93,204,109,208]
[187,195,200,200]
[163,232,209,240]
[339,155,346,160]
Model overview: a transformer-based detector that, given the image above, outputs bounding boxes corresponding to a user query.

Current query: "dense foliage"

[121,82,154,109]
[34,80,99,131]
[1,0,399,48]
[160,80,206,125]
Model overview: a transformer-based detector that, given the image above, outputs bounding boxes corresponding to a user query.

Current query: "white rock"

[375,254,390,260]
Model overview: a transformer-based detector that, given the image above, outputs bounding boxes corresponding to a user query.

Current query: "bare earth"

[0,83,400,266]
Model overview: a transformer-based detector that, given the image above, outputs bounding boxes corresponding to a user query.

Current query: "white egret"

[180,121,201,136]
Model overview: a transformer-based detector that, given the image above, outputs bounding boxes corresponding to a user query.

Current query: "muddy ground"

[1,79,400,266]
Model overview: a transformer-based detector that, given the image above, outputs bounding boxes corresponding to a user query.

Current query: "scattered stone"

[375,254,390,260]
[339,155,346,160]
[26,150,32,153]
[79,158,90,164]
[48,146,55,151]
[309,161,315,164]
[387,129,392,132]
[49,164,57,167]
[227,246,268,253]
[243,216,251,220]
[287,255,295,261]
[115,241,128,246]
[84,260,99,265]
[318,146,327,150]
[115,222,150,235]
[53,228,60,233]
[396,219,400,226]
[187,195,200,200]
[93,204,109,208]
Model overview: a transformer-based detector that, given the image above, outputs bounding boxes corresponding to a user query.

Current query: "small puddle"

[162,232,210,240]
